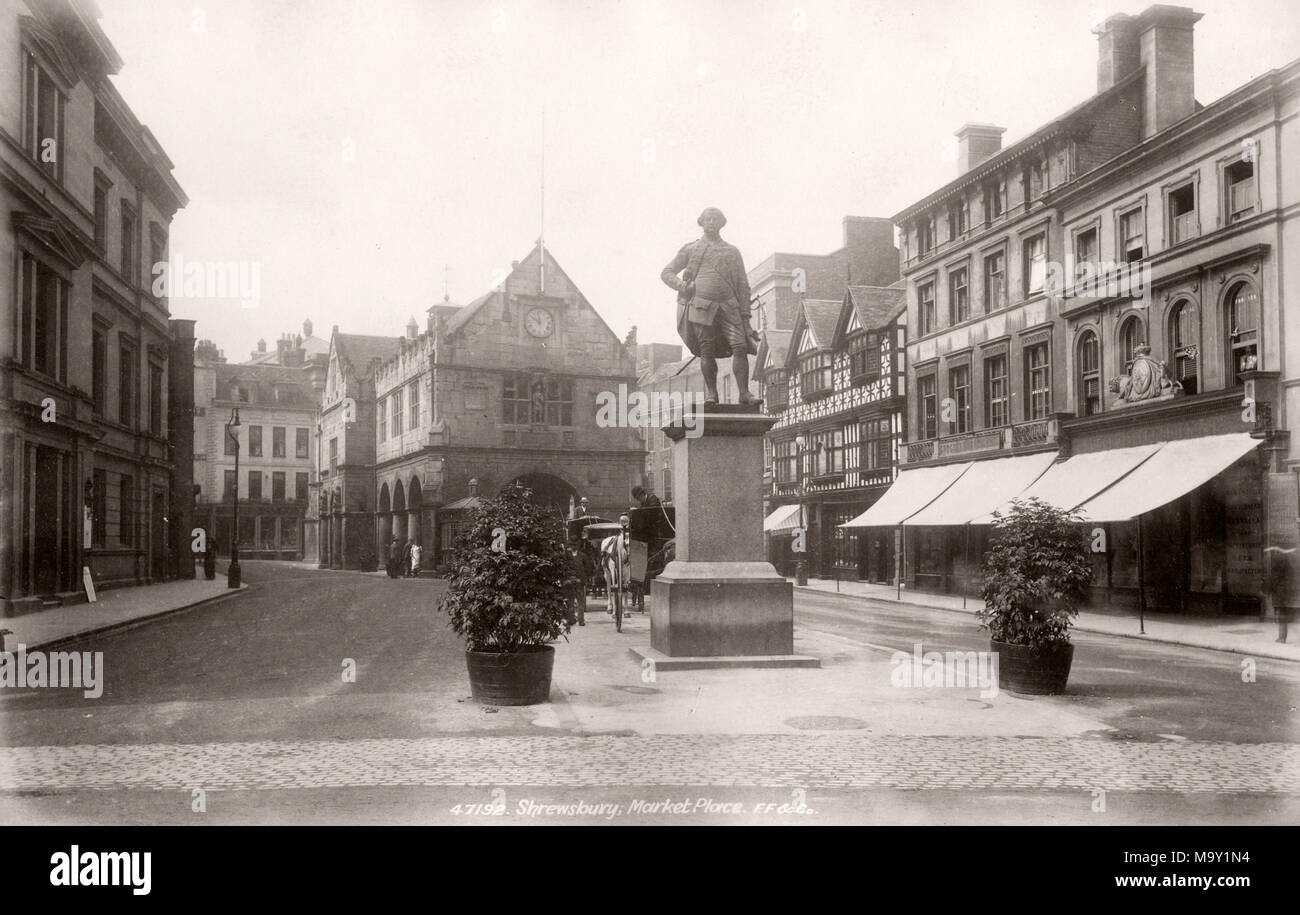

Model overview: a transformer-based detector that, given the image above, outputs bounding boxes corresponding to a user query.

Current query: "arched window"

[1169,301,1198,395]
[1227,282,1259,385]
[1119,315,1145,372]
[1078,331,1101,416]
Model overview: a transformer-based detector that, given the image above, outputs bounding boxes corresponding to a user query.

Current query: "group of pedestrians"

[386,537,422,578]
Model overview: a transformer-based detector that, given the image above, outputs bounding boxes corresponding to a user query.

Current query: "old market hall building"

[852,5,1300,617]
[307,243,645,570]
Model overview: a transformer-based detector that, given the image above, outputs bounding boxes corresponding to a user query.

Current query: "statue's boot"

[733,350,762,405]
[701,354,719,404]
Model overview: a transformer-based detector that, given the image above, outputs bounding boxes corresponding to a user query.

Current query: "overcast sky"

[98,0,1300,360]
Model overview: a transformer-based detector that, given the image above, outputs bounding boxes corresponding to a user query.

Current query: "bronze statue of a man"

[661,207,760,405]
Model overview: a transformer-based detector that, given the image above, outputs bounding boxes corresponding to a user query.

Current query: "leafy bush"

[440,484,576,652]
[978,497,1094,651]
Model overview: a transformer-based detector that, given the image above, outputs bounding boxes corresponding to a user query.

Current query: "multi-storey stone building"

[864,4,1299,617]
[192,329,325,561]
[309,243,645,571]
[0,1,192,611]
[309,328,397,570]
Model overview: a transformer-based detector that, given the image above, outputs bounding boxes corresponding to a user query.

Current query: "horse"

[599,531,631,616]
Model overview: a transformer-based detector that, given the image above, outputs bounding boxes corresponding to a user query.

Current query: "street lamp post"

[227,408,242,588]
[794,432,808,586]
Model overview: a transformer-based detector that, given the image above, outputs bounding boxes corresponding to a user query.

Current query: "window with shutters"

[1169,301,1199,395]
[1078,331,1101,416]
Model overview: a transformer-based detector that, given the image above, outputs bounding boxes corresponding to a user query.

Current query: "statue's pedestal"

[644,406,816,668]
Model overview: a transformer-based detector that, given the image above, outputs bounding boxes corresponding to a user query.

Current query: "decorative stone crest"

[1107,344,1183,406]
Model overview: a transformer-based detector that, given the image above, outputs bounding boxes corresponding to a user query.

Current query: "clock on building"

[525,308,554,338]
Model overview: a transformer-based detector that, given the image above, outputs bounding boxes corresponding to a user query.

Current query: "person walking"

[400,539,413,579]
[409,541,423,578]
[386,537,401,579]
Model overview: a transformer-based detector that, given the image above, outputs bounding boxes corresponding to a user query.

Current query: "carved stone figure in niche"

[1108,343,1183,406]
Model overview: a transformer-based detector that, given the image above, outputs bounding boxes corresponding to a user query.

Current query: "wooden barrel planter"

[465,645,555,706]
[990,640,1074,695]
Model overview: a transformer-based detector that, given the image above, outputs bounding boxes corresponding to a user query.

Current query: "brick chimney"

[955,124,1005,174]
[1136,5,1202,139]
[842,215,901,286]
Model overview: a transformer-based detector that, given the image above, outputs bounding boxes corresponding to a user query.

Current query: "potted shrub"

[439,484,576,706]
[978,497,1094,695]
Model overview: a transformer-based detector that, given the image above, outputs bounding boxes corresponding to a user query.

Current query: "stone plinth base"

[628,647,819,671]
[651,560,795,657]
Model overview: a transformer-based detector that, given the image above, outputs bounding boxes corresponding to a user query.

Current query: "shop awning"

[969,443,1161,524]
[763,503,804,532]
[840,462,971,527]
[1073,433,1263,523]
[903,451,1058,526]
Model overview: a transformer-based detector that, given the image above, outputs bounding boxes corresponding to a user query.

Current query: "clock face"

[525,308,554,338]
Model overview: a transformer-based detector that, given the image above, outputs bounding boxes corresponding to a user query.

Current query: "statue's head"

[697,207,727,231]
[1134,343,1152,357]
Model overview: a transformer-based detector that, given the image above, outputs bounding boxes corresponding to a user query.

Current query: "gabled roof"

[801,299,844,351]
[753,329,793,381]
[835,286,906,346]
[442,242,611,339]
[782,298,844,371]
[334,332,400,377]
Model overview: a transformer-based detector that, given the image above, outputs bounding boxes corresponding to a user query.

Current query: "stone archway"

[392,480,407,541]
[506,472,580,518]
[407,476,424,554]
[377,482,392,561]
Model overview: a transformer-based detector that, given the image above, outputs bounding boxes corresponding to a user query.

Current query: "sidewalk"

[1,577,247,651]
[792,576,1300,663]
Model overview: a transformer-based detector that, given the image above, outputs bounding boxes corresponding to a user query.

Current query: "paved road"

[794,589,1300,745]
[0,563,1296,825]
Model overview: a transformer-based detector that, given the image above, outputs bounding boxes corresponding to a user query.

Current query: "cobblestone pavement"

[2,734,1297,793]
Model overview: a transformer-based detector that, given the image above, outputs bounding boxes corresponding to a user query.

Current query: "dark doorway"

[507,473,579,517]
[32,445,59,595]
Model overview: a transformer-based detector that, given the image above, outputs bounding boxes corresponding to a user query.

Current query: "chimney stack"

[1094,12,1141,92]
[1136,5,1202,139]
[955,124,1006,174]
